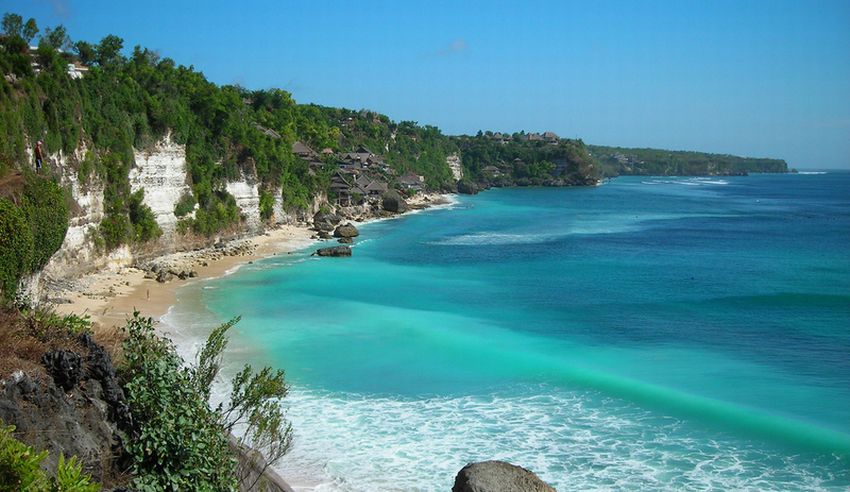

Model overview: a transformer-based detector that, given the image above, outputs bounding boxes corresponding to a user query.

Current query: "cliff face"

[30,136,303,302]
[128,136,192,240]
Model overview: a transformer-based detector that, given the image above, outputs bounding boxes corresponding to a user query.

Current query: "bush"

[0,422,101,492]
[120,314,237,491]
[0,198,34,299]
[173,192,195,217]
[0,422,48,491]
[128,189,161,242]
[120,312,293,491]
[21,174,69,271]
[258,189,274,221]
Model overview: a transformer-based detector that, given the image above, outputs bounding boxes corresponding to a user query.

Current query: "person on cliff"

[34,140,44,173]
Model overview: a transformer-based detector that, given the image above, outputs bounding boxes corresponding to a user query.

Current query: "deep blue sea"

[164,172,850,491]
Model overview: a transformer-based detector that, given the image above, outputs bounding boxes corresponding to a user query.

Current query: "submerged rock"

[337,237,353,244]
[452,461,555,492]
[333,223,360,238]
[313,246,352,257]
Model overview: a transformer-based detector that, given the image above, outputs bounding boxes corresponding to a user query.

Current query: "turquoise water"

[165,173,850,491]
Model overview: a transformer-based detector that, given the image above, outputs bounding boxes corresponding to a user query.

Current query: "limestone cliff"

[30,136,310,302]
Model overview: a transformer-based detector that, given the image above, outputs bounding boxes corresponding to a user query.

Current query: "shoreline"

[51,192,456,331]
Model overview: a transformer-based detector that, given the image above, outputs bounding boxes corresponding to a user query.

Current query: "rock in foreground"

[453,461,555,492]
[313,246,352,257]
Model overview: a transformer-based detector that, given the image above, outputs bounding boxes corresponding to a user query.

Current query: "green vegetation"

[588,145,788,176]
[457,133,600,186]
[0,422,100,492]
[0,173,68,300]
[120,313,292,491]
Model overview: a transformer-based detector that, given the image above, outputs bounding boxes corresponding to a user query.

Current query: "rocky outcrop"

[447,153,464,181]
[313,210,341,232]
[333,223,359,238]
[382,190,407,213]
[457,180,479,195]
[231,435,295,492]
[452,461,555,492]
[313,246,352,257]
[0,334,131,486]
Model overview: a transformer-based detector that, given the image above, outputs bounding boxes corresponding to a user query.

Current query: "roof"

[292,141,316,156]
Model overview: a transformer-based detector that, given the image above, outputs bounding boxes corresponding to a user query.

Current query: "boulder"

[457,179,479,195]
[382,190,407,213]
[337,237,353,244]
[313,210,341,231]
[452,461,555,492]
[333,223,360,238]
[313,246,352,257]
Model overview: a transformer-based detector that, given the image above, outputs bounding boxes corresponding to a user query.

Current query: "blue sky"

[5,0,850,168]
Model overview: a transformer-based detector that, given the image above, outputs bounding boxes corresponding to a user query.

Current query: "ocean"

[163,172,850,491]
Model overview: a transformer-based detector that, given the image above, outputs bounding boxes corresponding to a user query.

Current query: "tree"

[95,34,124,66]
[41,24,70,51]
[1,13,22,39]
[73,40,96,65]
[22,18,38,43]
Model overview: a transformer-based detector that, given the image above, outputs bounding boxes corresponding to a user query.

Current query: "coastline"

[51,192,455,332]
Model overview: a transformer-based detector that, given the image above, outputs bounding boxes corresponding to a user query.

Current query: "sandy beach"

[51,193,453,332]
[52,224,317,330]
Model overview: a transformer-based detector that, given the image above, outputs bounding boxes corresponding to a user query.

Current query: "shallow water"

[165,173,850,491]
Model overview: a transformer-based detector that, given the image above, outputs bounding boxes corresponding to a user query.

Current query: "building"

[399,172,424,191]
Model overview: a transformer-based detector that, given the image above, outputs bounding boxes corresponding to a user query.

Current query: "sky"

[5,0,850,169]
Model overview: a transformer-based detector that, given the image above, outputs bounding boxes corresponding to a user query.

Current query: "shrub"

[21,173,69,271]
[120,312,293,491]
[0,198,34,299]
[173,192,195,217]
[120,313,237,491]
[0,422,100,492]
[0,422,48,491]
[259,189,274,221]
[127,189,161,242]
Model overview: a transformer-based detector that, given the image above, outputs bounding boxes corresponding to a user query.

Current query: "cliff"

[588,145,789,176]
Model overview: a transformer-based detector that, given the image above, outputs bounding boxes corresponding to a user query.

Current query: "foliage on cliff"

[303,106,460,190]
[588,145,788,176]
[0,172,67,300]
[120,313,292,491]
[457,134,601,186]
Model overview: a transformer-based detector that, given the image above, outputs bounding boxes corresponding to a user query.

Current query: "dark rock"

[337,237,353,244]
[313,210,341,231]
[156,271,173,283]
[333,223,360,238]
[382,190,408,213]
[457,180,479,195]
[79,333,132,432]
[41,350,83,392]
[453,461,555,492]
[313,246,352,257]
[318,231,332,239]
